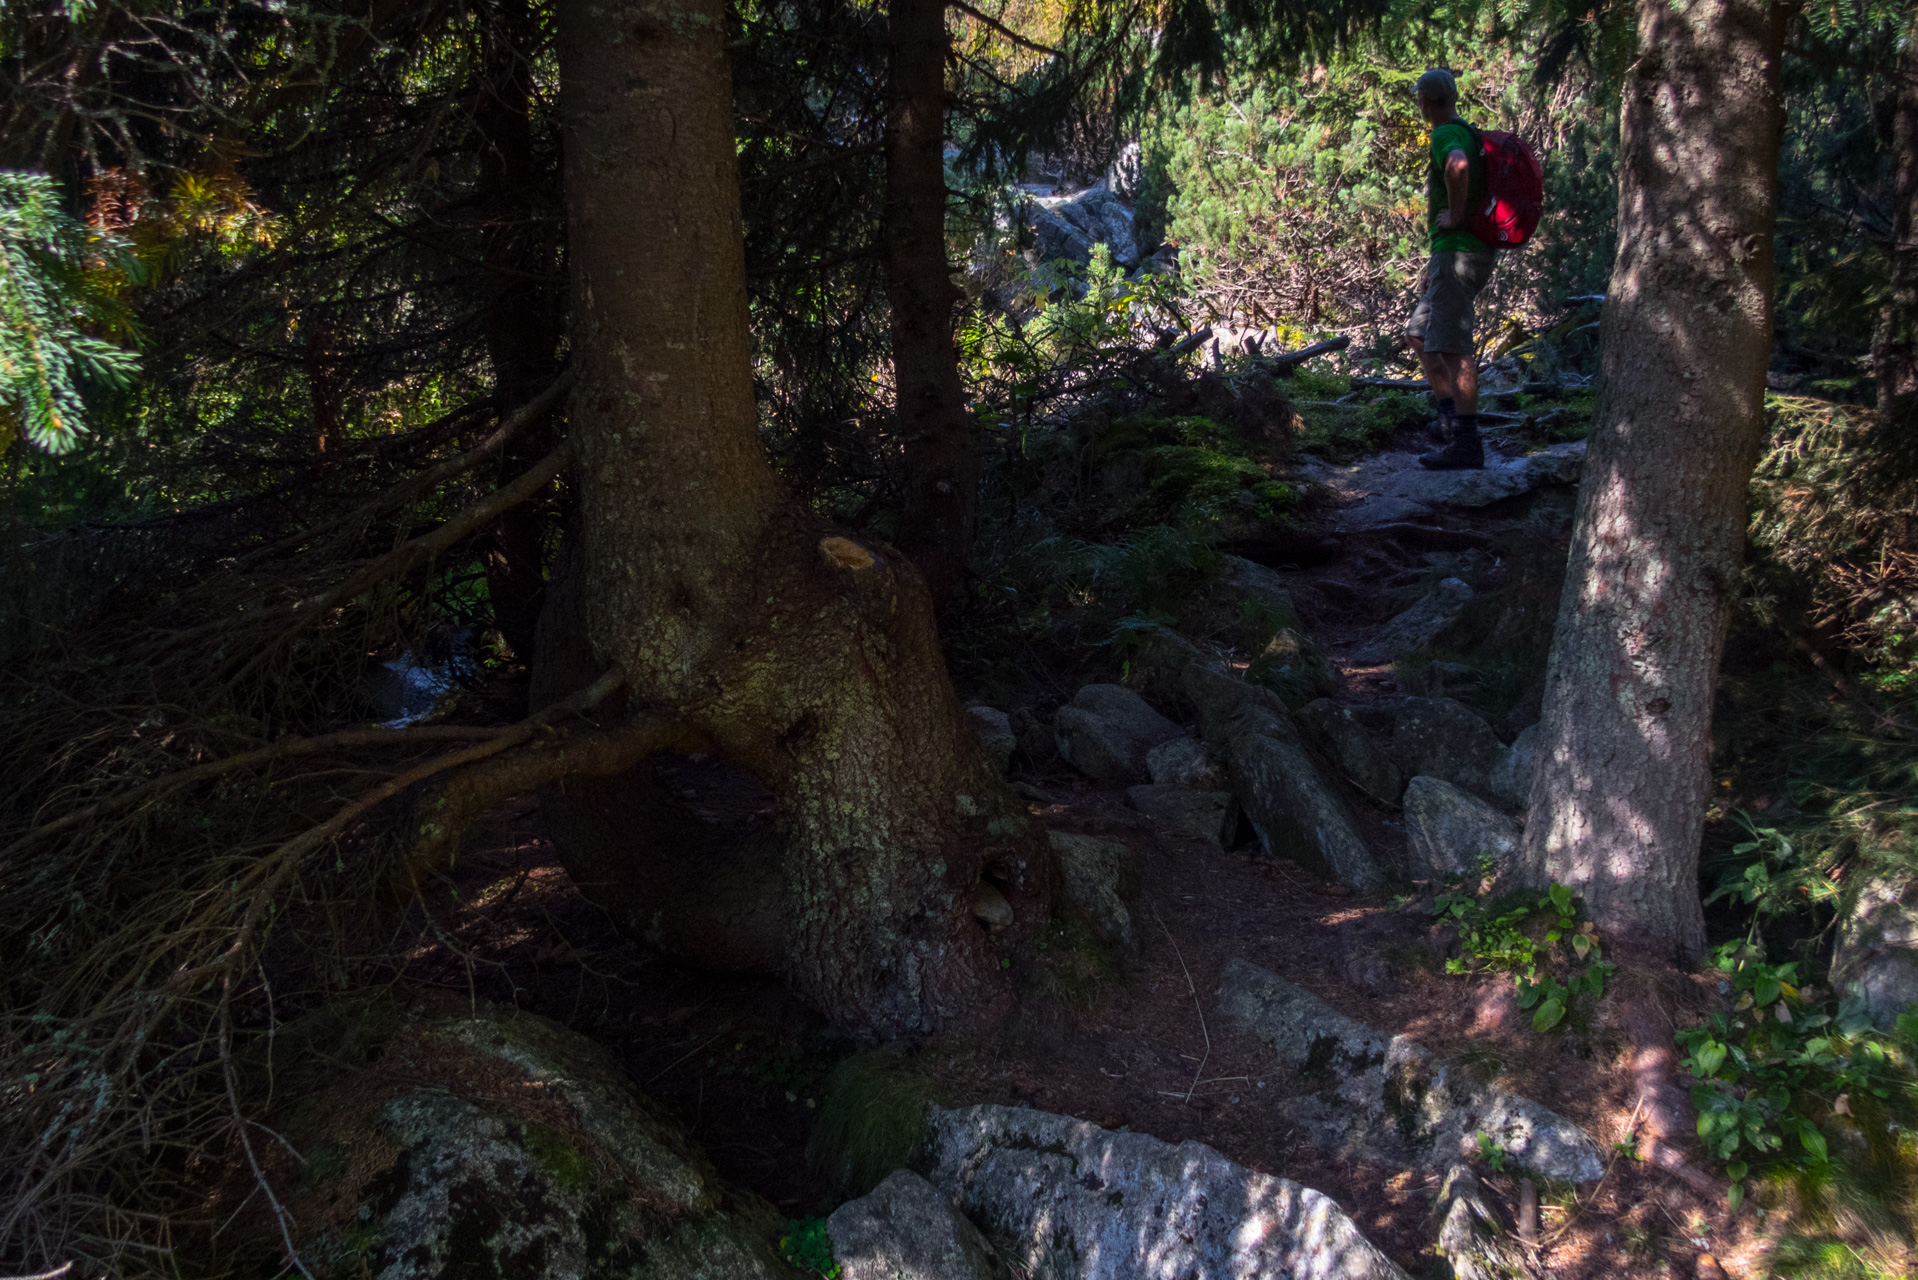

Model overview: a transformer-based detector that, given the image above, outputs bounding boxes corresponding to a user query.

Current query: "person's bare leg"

[1453,352,1478,415]
[1413,336,1460,404]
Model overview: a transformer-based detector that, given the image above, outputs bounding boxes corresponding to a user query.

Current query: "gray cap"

[1414,68,1458,103]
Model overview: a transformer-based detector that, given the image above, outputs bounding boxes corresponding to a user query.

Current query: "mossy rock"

[221,992,792,1280]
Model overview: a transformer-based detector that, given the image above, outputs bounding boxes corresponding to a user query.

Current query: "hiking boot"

[1419,418,1483,470]
[1427,417,1452,444]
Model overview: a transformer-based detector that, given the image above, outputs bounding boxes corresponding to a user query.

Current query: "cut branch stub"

[818,535,877,571]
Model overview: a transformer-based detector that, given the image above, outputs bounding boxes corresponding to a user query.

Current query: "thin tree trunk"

[884,0,976,611]
[547,0,1044,1037]
[1521,0,1794,960]
[1874,47,1918,427]
[476,0,563,665]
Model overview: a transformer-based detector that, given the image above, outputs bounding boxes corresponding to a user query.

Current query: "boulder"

[1047,831,1139,952]
[1126,784,1236,850]
[1388,697,1507,799]
[1308,442,1587,531]
[1402,776,1521,882]
[1145,736,1221,788]
[1180,664,1381,889]
[1196,555,1299,653]
[1054,684,1185,785]
[1297,699,1403,805]
[1831,870,1918,1030]
[1218,959,1604,1184]
[924,1104,1410,1280]
[967,706,1017,775]
[1408,660,1483,700]
[1123,625,1213,704]
[238,995,785,1280]
[1488,722,1542,808]
[828,1169,1006,1280]
[1025,203,1094,266]
[1354,578,1473,666]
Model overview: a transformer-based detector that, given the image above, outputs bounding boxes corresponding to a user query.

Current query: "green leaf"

[1690,1040,1728,1078]
[1548,885,1573,916]
[1534,998,1566,1032]
[1754,974,1783,1007]
[1727,1181,1745,1212]
[1571,934,1592,960]
[1726,1160,1748,1182]
[1798,1124,1828,1164]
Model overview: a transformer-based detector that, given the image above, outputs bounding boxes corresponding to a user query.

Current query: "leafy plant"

[1475,1131,1509,1172]
[1675,937,1918,1211]
[779,1217,840,1278]
[1435,883,1614,1032]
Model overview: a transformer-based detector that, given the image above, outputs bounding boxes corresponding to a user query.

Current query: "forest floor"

[406,424,1773,1280]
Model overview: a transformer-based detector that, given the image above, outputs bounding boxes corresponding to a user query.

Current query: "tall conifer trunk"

[884,0,976,610]
[543,0,1044,1037]
[1520,0,1794,960]
[1874,47,1918,427]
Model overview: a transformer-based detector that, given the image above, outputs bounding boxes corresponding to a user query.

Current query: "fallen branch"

[1267,333,1351,372]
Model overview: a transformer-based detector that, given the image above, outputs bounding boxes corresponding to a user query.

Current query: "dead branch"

[8,725,503,857]
[1266,333,1351,373]
[233,368,575,572]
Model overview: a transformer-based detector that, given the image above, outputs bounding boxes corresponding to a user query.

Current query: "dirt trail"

[406,426,1764,1279]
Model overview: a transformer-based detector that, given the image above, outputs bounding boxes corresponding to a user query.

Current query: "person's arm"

[1436,148,1471,228]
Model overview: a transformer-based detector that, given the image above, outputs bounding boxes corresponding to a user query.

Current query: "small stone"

[1354,578,1473,666]
[1145,736,1221,788]
[966,706,1017,775]
[1402,776,1521,882]
[971,882,1014,929]
[1047,830,1138,952]
[1430,1162,1528,1280]
[1125,784,1236,849]
[1489,722,1542,808]
[827,1169,1004,1280]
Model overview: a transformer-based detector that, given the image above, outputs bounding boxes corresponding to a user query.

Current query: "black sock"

[1437,397,1457,418]
[1454,413,1479,433]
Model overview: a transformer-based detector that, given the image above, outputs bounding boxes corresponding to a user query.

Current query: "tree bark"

[884,0,977,611]
[476,0,564,665]
[1520,0,1793,960]
[546,0,1044,1037]
[1874,46,1918,428]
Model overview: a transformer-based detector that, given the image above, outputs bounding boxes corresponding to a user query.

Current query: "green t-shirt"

[1428,120,1489,254]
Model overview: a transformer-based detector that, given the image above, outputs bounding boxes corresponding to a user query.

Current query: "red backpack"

[1463,125,1544,250]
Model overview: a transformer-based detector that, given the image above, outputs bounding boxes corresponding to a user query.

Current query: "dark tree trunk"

[544,0,1044,1037]
[1521,0,1793,961]
[1875,48,1918,427]
[884,0,976,610]
[476,0,564,665]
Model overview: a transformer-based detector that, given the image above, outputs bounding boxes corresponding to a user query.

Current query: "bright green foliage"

[778,1217,840,1278]
[1676,937,1918,1216]
[1435,883,1614,1032]
[0,171,141,454]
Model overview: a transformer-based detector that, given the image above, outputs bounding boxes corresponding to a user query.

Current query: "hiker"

[1407,67,1492,470]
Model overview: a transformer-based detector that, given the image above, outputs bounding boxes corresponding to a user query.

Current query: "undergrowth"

[1435,882,1613,1033]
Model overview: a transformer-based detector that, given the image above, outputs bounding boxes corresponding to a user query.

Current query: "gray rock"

[1430,1163,1527,1280]
[1047,830,1138,952]
[1126,784,1236,849]
[1297,699,1403,805]
[1218,959,1604,1183]
[1389,697,1507,799]
[1489,722,1542,808]
[1124,625,1213,704]
[1025,203,1094,266]
[1054,684,1185,785]
[1410,661,1483,700]
[1308,442,1586,532]
[967,706,1017,775]
[264,997,784,1280]
[971,881,1015,929]
[1248,628,1339,707]
[924,1104,1410,1280]
[1354,578,1474,666]
[1145,736,1221,788]
[1197,555,1299,653]
[1831,870,1918,1030]
[1180,664,1380,889]
[828,1169,1006,1280]
[1403,776,1522,882]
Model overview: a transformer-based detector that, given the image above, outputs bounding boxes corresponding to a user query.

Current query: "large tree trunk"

[884,0,977,611]
[1874,47,1918,428]
[544,0,1044,1037]
[1520,0,1792,961]
[476,0,564,665]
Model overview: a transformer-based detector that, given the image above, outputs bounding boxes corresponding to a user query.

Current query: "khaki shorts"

[1405,251,1496,356]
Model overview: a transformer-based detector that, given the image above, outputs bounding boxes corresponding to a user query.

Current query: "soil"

[392,425,1774,1280]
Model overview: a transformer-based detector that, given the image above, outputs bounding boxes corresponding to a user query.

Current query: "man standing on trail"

[1406,67,1493,470]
